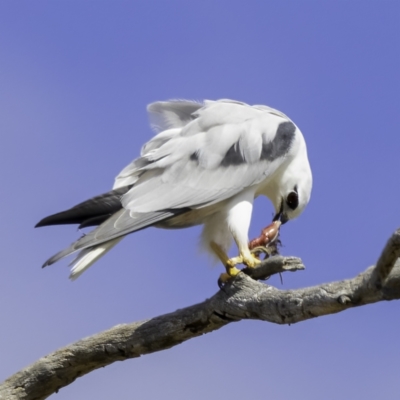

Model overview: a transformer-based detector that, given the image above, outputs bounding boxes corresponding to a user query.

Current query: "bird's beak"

[273,212,289,224]
[273,211,281,222]
[273,199,288,224]
[273,199,289,224]
[280,213,289,224]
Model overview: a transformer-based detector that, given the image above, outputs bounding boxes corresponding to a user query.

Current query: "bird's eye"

[286,191,299,210]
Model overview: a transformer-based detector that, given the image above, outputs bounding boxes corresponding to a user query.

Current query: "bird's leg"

[214,191,261,285]
[225,194,261,270]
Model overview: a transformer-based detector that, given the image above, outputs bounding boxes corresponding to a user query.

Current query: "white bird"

[36,99,312,281]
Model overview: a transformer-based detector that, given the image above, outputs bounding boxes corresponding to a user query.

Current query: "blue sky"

[1,1,400,399]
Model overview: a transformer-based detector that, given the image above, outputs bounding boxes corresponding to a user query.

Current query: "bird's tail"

[68,238,123,280]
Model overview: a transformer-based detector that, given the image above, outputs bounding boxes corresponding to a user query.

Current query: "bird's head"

[271,149,312,225]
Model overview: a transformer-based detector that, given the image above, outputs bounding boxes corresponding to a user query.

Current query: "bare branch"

[1,229,400,400]
[242,255,304,280]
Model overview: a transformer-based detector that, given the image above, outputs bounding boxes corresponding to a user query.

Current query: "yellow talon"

[242,253,261,268]
[226,252,261,269]
[226,265,241,276]
[226,255,243,268]
[218,267,241,288]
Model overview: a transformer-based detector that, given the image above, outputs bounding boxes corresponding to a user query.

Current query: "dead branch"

[1,228,399,400]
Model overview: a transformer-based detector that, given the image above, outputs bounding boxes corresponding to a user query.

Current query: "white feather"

[69,238,122,280]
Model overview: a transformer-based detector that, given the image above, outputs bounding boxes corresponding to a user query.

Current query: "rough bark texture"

[1,228,399,400]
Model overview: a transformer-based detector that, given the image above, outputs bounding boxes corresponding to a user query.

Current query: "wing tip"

[35,218,48,228]
[35,213,77,228]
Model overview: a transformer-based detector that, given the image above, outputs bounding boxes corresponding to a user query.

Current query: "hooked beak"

[273,211,289,224]
[273,200,289,224]
[280,213,289,224]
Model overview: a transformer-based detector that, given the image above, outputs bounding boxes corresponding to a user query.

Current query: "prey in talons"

[249,220,282,259]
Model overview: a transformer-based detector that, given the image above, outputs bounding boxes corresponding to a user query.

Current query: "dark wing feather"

[35,185,132,228]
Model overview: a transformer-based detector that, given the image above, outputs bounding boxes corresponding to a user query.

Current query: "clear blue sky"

[1,1,400,399]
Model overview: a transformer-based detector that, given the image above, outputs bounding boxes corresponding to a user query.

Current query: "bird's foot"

[218,267,241,288]
[211,241,261,287]
[220,252,260,281]
[243,253,261,268]
[218,253,261,288]
[226,252,261,269]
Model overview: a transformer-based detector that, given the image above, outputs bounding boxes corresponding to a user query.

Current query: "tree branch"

[1,229,400,400]
[371,228,400,288]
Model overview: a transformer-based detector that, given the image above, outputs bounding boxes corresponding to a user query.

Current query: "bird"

[36,99,312,281]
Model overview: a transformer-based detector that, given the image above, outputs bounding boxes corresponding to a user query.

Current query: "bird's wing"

[147,99,204,132]
[121,99,299,213]
[113,100,203,189]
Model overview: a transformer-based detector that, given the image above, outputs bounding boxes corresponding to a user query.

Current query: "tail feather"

[40,208,190,277]
[42,245,75,268]
[69,238,123,280]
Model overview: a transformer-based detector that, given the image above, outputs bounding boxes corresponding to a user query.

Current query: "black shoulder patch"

[220,142,245,166]
[261,121,296,161]
[190,152,199,161]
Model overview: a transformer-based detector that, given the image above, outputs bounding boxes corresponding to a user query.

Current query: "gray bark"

[1,228,399,400]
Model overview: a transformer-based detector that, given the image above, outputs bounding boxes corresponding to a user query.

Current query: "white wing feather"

[121,100,294,213]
